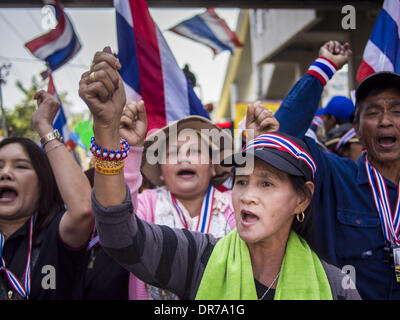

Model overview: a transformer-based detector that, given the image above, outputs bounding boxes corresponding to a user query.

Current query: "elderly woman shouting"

[80,47,361,300]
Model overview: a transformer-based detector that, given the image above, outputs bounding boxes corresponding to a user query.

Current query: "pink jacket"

[124,147,235,300]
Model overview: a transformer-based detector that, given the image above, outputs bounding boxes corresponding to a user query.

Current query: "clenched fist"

[33,90,60,137]
[79,46,126,147]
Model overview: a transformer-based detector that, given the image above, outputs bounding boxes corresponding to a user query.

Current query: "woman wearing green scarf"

[81,48,360,300]
[195,131,360,300]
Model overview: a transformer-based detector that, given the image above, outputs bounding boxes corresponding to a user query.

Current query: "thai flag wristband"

[306,57,338,86]
[90,137,130,162]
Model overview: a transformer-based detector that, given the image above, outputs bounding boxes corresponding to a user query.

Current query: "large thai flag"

[47,74,76,150]
[114,0,209,132]
[169,8,242,55]
[356,0,400,82]
[25,0,81,73]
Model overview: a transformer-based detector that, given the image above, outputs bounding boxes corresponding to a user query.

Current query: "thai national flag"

[169,8,243,55]
[47,74,76,151]
[25,0,81,73]
[114,0,209,133]
[356,0,400,82]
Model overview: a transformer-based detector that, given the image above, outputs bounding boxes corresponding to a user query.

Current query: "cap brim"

[356,72,400,104]
[315,108,326,116]
[222,148,305,178]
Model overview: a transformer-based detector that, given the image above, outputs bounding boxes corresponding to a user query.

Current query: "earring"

[296,211,305,223]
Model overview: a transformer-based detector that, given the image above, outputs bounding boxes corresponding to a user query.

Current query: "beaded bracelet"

[95,158,124,168]
[94,160,125,175]
[90,137,130,161]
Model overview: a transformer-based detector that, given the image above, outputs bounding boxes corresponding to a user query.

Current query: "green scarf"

[195,229,333,300]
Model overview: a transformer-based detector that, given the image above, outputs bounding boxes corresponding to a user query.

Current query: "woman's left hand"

[245,101,280,139]
[33,90,60,136]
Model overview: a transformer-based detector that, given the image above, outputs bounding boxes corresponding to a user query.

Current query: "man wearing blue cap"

[275,40,400,300]
[316,95,355,134]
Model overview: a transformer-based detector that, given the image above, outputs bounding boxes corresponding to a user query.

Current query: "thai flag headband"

[334,128,357,152]
[312,116,323,128]
[242,133,317,179]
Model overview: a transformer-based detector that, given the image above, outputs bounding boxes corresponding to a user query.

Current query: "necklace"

[258,272,280,300]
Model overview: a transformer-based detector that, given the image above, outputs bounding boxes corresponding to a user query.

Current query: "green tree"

[6,75,70,140]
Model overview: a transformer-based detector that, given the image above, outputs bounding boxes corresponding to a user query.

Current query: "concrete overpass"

[214,2,383,120]
[1,0,384,121]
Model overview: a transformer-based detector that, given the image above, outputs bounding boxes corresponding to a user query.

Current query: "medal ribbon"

[365,157,400,245]
[169,184,215,233]
[87,235,99,250]
[0,216,34,299]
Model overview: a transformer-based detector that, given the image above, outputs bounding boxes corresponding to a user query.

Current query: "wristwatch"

[40,129,63,147]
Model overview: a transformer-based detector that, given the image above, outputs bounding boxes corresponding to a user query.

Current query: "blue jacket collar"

[356,152,397,189]
[356,153,368,185]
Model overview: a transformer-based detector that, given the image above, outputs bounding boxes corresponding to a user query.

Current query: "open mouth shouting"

[0,185,18,204]
[240,209,259,227]
[176,168,196,179]
[377,134,397,149]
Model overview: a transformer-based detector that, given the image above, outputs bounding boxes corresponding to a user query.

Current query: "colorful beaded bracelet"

[94,160,125,175]
[95,158,124,168]
[90,137,130,161]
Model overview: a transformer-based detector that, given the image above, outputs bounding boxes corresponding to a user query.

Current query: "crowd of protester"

[0,39,399,300]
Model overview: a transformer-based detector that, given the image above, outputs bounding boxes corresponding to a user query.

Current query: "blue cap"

[316,96,354,121]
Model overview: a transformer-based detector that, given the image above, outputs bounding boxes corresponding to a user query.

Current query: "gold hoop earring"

[296,211,305,223]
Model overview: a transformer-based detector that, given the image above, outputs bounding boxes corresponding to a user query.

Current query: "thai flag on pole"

[169,8,243,55]
[356,0,400,82]
[114,0,209,132]
[47,74,75,150]
[24,0,81,74]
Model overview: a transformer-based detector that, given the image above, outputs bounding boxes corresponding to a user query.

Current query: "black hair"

[84,167,94,188]
[0,137,64,234]
[324,113,350,127]
[289,175,315,249]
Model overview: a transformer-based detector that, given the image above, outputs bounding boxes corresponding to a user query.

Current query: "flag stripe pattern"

[114,0,209,132]
[47,74,71,142]
[357,0,400,82]
[169,8,242,55]
[306,57,338,87]
[24,0,81,72]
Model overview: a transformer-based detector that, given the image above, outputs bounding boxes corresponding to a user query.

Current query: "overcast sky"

[0,6,239,120]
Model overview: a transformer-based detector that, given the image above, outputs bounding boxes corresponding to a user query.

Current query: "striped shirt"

[92,186,361,300]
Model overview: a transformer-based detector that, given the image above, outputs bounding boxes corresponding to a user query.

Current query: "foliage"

[4,75,71,140]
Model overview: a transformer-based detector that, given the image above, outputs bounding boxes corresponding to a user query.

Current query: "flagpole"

[0,63,11,138]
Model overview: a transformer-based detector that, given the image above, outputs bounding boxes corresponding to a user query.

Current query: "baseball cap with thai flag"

[221,132,316,182]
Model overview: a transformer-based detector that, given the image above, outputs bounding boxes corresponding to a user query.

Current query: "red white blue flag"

[114,0,209,133]
[357,0,400,82]
[24,0,81,74]
[47,74,75,150]
[169,8,243,55]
